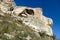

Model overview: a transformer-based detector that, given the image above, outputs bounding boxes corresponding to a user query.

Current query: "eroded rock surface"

[0,0,54,40]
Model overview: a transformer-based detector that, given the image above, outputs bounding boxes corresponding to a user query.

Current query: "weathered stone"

[0,0,16,14]
[0,0,54,40]
[12,6,53,36]
[33,8,43,20]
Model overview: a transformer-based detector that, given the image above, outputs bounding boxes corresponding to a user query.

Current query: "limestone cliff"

[0,0,54,40]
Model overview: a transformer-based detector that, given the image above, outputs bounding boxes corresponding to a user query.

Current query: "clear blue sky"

[14,0,60,39]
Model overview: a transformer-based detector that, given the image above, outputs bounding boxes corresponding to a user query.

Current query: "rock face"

[0,0,54,40]
[12,6,53,36]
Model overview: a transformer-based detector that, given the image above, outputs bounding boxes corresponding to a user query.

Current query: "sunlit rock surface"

[0,0,54,40]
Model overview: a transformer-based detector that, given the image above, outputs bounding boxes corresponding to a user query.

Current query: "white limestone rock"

[12,7,53,36]
[0,0,53,36]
